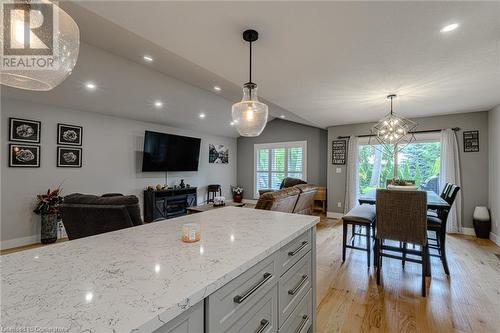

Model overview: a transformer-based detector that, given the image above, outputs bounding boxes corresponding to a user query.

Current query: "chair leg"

[366,226,371,268]
[422,245,427,297]
[402,242,406,269]
[342,221,347,263]
[376,239,381,285]
[439,230,450,275]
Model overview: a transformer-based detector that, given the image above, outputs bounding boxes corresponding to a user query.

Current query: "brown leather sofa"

[258,177,308,196]
[255,184,318,215]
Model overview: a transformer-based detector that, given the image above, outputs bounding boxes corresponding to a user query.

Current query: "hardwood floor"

[315,217,500,333]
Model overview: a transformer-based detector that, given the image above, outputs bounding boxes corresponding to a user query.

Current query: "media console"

[143,187,198,222]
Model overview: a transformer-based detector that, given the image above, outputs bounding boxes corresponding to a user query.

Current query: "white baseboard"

[242,199,258,204]
[460,227,476,236]
[1,235,39,250]
[327,211,344,219]
[490,231,500,246]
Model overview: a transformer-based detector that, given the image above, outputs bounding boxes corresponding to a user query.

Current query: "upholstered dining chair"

[375,189,429,297]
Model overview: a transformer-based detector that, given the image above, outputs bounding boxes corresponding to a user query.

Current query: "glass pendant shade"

[232,83,268,137]
[0,1,79,91]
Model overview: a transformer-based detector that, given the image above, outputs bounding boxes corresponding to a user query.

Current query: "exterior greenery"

[358,142,441,194]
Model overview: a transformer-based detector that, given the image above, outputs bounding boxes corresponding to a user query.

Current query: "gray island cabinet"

[2,207,319,333]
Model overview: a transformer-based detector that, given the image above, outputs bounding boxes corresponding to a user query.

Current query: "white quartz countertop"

[1,207,319,332]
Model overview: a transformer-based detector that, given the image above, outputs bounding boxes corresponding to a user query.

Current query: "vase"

[233,194,242,203]
[41,213,58,244]
[473,206,491,239]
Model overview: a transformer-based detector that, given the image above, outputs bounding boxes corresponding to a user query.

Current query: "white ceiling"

[3,1,500,135]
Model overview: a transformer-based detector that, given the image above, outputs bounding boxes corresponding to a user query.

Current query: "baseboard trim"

[460,227,476,236]
[242,199,258,204]
[1,235,39,250]
[327,211,344,219]
[490,231,500,246]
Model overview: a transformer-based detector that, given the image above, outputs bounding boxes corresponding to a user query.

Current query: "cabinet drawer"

[220,285,278,333]
[206,252,279,332]
[278,230,311,275]
[278,251,312,327]
[279,289,312,333]
[153,301,203,333]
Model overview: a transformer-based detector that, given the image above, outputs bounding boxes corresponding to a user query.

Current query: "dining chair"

[375,189,429,297]
[427,184,460,275]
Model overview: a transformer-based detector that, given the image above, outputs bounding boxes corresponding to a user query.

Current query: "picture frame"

[57,123,83,146]
[209,144,229,164]
[332,139,347,165]
[57,147,82,168]
[463,130,479,152]
[9,118,41,143]
[9,144,40,167]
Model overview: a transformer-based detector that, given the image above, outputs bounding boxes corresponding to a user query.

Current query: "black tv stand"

[143,187,197,222]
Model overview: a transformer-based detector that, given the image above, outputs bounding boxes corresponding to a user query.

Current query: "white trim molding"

[1,235,39,250]
[490,231,500,246]
[327,211,344,219]
[459,227,475,236]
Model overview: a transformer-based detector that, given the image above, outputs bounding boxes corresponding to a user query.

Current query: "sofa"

[255,184,318,215]
[258,177,308,196]
[60,193,143,240]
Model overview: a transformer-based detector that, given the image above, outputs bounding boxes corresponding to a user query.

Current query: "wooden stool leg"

[366,225,371,268]
[342,221,347,263]
[402,242,407,269]
[439,230,450,275]
[376,239,381,285]
[422,245,428,297]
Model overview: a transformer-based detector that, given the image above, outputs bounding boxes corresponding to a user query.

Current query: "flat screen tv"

[142,131,201,172]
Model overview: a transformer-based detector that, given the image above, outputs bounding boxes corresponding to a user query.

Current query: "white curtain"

[440,129,462,233]
[344,136,359,213]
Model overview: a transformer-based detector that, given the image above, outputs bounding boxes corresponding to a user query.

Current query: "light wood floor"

[315,217,500,333]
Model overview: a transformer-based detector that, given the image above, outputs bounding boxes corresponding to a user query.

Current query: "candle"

[182,223,201,243]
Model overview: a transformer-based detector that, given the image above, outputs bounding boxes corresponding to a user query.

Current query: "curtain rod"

[336,127,460,140]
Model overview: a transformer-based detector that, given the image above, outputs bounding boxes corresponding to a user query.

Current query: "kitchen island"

[1,207,319,333]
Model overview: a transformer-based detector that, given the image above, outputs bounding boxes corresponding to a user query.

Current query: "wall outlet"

[336,168,342,174]
[337,202,342,208]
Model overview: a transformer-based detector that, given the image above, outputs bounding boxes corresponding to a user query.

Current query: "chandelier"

[0,0,79,91]
[231,29,268,137]
[370,94,417,154]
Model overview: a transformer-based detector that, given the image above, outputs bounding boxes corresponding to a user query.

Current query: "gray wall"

[1,98,237,248]
[237,119,327,199]
[489,105,500,242]
[327,111,489,229]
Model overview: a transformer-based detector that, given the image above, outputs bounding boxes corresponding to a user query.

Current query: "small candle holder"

[182,223,201,243]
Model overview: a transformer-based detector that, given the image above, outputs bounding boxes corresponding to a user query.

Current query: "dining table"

[358,189,450,210]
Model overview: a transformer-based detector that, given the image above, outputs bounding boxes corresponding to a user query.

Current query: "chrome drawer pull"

[288,274,308,295]
[233,272,272,304]
[255,319,270,333]
[294,315,309,333]
[288,241,308,256]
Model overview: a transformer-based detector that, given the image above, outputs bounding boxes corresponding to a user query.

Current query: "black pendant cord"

[249,40,252,84]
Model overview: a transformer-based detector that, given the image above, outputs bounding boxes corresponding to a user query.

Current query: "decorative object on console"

[370,94,417,155]
[463,130,479,152]
[231,185,244,203]
[179,179,186,188]
[9,118,41,143]
[9,144,40,167]
[231,29,269,137]
[209,144,229,164]
[33,185,63,244]
[57,123,82,146]
[57,146,82,167]
[473,206,491,239]
[213,196,225,207]
[0,1,80,91]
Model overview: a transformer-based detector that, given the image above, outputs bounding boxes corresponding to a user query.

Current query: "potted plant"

[231,186,244,203]
[34,186,63,244]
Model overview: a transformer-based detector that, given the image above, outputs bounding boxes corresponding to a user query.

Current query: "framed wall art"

[57,123,83,146]
[9,118,41,143]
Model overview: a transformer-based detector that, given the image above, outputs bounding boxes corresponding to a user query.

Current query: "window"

[358,133,441,195]
[254,141,307,198]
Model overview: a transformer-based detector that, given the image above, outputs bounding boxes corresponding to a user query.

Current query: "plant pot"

[233,194,243,203]
[41,213,58,244]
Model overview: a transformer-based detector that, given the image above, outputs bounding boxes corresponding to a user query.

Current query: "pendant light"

[231,29,268,137]
[370,94,417,154]
[0,0,79,91]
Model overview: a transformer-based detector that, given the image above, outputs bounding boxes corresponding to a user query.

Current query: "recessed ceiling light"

[199,113,206,119]
[213,86,221,92]
[280,115,286,119]
[85,82,96,90]
[143,55,154,62]
[154,100,163,108]
[440,23,459,33]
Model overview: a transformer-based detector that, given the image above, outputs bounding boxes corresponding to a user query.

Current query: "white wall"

[489,105,500,245]
[1,98,237,248]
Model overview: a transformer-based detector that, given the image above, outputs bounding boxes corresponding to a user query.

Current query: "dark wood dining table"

[358,189,450,210]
